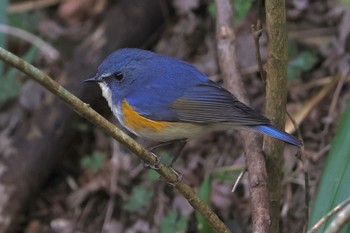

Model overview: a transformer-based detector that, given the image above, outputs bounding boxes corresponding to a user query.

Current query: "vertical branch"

[214,0,270,232]
[264,0,288,232]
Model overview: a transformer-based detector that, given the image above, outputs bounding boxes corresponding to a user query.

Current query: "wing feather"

[170,81,271,126]
[128,80,271,126]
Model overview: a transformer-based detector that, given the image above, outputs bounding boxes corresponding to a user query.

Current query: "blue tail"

[253,125,302,147]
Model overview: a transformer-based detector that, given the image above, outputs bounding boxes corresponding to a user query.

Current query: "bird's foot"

[143,152,161,170]
[165,167,183,187]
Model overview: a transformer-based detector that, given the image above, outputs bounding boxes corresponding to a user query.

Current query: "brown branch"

[8,0,62,13]
[251,20,266,80]
[264,0,289,232]
[214,0,270,232]
[0,47,230,233]
[0,2,167,231]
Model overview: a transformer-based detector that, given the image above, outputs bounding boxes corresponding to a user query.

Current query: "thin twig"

[309,197,350,233]
[296,151,309,233]
[321,74,346,145]
[0,47,230,233]
[102,141,120,231]
[0,24,60,61]
[8,0,62,13]
[324,201,350,233]
[286,111,304,146]
[231,169,246,193]
[251,20,266,80]
[285,76,339,134]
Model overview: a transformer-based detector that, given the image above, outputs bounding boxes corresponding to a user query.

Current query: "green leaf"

[124,185,153,212]
[207,0,253,24]
[233,0,254,24]
[309,100,350,232]
[147,169,160,181]
[288,51,318,79]
[207,3,217,18]
[80,151,106,172]
[196,175,212,233]
[161,209,189,233]
[0,73,21,102]
[340,0,350,6]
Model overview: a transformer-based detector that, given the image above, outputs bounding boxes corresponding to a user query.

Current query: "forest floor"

[1,0,350,232]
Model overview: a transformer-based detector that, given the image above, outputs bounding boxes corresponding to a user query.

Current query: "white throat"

[98,82,124,124]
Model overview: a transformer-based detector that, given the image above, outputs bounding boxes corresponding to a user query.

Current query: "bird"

[84,48,302,151]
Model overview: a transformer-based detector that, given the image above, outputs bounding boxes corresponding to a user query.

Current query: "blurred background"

[0,0,350,232]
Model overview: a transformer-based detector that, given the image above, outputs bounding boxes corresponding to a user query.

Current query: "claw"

[166,167,183,187]
[147,139,187,167]
[143,152,161,170]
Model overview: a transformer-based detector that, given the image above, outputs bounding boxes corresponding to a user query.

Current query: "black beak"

[83,75,102,83]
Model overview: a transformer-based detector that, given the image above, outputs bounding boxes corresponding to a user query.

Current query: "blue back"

[98,48,270,125]
[92,48,302,147]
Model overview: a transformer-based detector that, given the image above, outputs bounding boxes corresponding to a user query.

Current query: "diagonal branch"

[0,47,230,233]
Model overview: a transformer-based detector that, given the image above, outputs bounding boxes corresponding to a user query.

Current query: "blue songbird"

[85,48,302,148]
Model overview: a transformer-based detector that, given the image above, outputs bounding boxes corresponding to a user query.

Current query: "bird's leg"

[165,167,183,187]
[143,140,180,169]
[143,152,161,170]
[168,140,187,167]
[147,139,187,167]
[147,139,184,151]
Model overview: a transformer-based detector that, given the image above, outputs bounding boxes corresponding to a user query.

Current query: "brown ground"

[1,0,350,232]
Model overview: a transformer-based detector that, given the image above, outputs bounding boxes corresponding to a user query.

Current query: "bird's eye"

[113,72,124,81]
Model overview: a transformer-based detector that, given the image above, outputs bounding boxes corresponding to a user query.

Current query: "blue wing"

[170,81,271,125]
[122,51,269,125]
[127,79,270,126]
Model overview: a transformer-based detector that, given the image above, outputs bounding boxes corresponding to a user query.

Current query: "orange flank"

[122,100,169,132]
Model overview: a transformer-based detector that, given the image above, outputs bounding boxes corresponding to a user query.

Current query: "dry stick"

[286,111,309,233]
[8,0,62,13]
[251,21,266,81]
[324,201,350,233]
[321,75,346,146]
[214,0,270,232]
[251,0,266,82]
[285,76,339,134]
[0,23,60,61]
[264,0,289,232]
[231,169,246,193]
[309,197,350,233]
[299,152,310,233]
[102,142,120,231]
[0,47,230,233]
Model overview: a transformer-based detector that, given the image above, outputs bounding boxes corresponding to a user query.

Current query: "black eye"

[113,72,124,81]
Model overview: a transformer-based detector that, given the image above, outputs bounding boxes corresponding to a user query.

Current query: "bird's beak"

[83,75,102,83]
